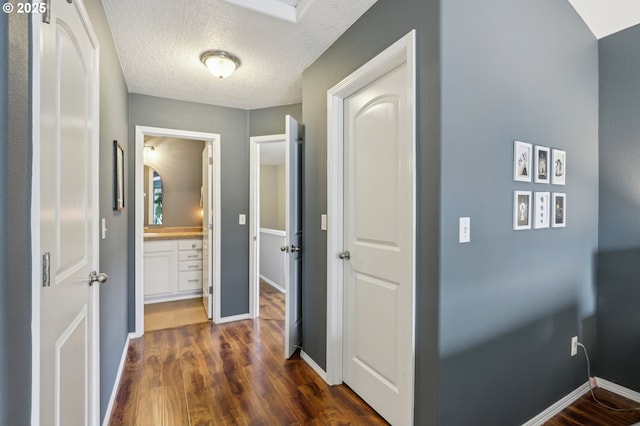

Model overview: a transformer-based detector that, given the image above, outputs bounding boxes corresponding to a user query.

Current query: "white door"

[342,62,415,425]
[284,115,302,358]
[38,0,101,424]
[202,144,214,319]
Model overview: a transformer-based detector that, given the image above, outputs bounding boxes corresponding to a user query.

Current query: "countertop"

[143,227,204,241]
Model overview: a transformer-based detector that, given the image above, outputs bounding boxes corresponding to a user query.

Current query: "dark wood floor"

[545,387,640,425]
[108,280,387,425]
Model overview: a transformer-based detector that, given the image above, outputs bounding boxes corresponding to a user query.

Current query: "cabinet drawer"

[178,250,202,261]
[179,260,202,272]
[144,240,174,253]
[178,271,202,292]
[178,240,202,251]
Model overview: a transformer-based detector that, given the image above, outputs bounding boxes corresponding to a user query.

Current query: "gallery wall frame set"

[512,140,566,231]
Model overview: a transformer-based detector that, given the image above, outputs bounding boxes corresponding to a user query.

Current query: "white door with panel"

[342,61,414,425]
[38,0,102,424]
[202,144,214,319]
[284,115,302,358]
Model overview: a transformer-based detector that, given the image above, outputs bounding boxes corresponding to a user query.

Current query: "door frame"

[249,133,287,319]
[134,126,222,336]
[30,4,101,424]
[325,29,416,400]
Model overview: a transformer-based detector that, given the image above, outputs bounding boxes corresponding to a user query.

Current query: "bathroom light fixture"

[201,50,241,79]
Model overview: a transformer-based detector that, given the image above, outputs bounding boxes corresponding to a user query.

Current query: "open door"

[202,143,214,319]
[284,115,302,358]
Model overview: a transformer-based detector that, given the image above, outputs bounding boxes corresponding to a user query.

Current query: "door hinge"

[42,252,51,287]
[297,137,303,145]
[209,157,213,165]
[209,286,213,293]
[42,0,51,23]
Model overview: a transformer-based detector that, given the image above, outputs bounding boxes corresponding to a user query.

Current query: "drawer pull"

[188,279,199,283]
[187,255,198,258]
[192,243,196,248]
[188,265,199,269]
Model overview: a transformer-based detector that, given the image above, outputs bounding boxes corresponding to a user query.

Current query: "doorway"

[326,31,417,425]
[134,126,222,337]
[249,115,302,359]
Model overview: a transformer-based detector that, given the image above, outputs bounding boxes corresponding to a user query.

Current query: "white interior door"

[38,0,101,424]
[202,144,214,319]
[342,62,415,425]
[284,115,302,358]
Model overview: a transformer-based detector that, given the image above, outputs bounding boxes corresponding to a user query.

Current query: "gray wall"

[1,11,31,426]
[597,23,640,391]
[301,0,441,423]
[83,0,131,420]
[249,103,301,136]
[440,0,598,424]
[129,94,250,317]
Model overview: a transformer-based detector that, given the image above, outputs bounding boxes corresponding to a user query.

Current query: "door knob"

[290,245,301,253]
[338,250,350,260]
[89,271,108,286]
[280,245,290,253]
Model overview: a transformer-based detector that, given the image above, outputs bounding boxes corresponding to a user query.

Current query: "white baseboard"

[595,377,640,402]
[301,350,328,383]
[259,274,286,293]
[216,313,251,324]
[144,291,202,304]
[521,381,590,426]
[102,333,133,426]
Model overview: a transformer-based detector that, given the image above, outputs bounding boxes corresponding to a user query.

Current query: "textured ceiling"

[568,0,640,39]
[102,0,377,110]
[102,0,640,111]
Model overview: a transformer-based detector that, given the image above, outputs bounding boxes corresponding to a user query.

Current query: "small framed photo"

[113,140,125,211]
[513,191,532,230]
[534,192,550,229]
[552,193,566,228]
[534,146,550,184]
[513,141,533,182]
[552,149,566,185]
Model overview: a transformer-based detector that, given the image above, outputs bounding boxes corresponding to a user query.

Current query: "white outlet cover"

[239,214,246,225]
[459,217,470,243]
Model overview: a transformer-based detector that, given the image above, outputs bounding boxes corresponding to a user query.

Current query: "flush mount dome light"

[201,50,241,79]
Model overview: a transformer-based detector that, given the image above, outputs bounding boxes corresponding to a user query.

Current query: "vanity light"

[201,50,241,79]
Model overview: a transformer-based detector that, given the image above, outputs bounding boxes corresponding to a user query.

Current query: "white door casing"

[249,115,302,358]
[202,143,214,319]
[326,31,416,425]
[32,0,101,424]
[134,127,221,334]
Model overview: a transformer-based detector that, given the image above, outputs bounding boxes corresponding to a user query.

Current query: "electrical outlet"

[571,336,578,356]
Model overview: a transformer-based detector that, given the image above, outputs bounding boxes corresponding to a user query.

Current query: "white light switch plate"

[459,217,470,243]
[101,218,107,239]
[239,214,246,225]
[321,214,327,231]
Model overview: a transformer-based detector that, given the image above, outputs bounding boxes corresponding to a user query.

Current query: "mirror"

[144,165,163,225]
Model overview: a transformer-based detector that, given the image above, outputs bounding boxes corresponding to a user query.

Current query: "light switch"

[101,218,107,239]
[459,217,470,243]
[321,214,327,231]
[239,214,246,225]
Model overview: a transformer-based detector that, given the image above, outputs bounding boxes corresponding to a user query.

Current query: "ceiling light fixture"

[201,50,241,79]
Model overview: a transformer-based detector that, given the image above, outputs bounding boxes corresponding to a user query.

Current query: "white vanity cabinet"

[144,238,203,303]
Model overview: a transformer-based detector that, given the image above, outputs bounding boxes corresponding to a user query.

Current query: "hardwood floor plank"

[545,387,640,426]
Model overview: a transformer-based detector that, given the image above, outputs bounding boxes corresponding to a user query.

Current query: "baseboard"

[259,275,286,293]
[144,291,202,305]
[300,350,328,383]
[216,313,251,324]
[595,377,640,402]
[101,333,133,426]
[521,381,590,426]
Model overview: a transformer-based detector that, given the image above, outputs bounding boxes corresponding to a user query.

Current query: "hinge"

[209,157,213,165]
[42,0,51,23]
[42,252,51,287]
[297,137,303,145]
[209,286,213,293]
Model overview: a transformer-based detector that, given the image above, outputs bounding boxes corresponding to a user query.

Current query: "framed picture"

[552,149,566,185]
[534,192,550,229]
[513,190,532,230]
[113,140,125,211]
[552,193,566,228]
[513,141,533,182]
[534,146,550,184]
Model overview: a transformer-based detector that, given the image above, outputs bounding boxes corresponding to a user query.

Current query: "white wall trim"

[521,381,590,426]
[249,133,286,319]
[596,377,640,403]
[325,30,417,426]
[101,333,133,426]
[301,350,328,383]
[135,126,222,336]
[216,313,252,324]
[259,275,286,293]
